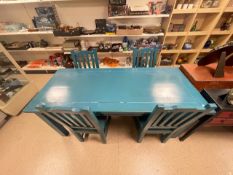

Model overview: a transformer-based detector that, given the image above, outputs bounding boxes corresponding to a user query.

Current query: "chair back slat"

[43,111,72,127]
[81,53,87,69]
[78,113,94,127]
[58,112,80,126]
[132,49,138,67]
[56,112,77,126]
[132,48,158,68]
[72,113,87,127]
[174,112,202,127]
[93,50,99,68]
[86,53,91,68]
[63,113,82,127]
[167,112,191,127]
[71,49,99,69]
[151,48,158,67]
[159,111,178,126]
[90,52,96,68]
[76,53,82,68]
[151,111,167,127]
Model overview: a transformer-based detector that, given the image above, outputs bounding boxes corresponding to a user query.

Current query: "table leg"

[36,113,69,136]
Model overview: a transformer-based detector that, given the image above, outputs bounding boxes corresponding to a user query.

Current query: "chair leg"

[73,132,85,142]
[137,132,145,143]
[160,134,170,143]
[137,127,147,143]
[104,116,111,135]
[99,132,107,144]
[84,133,89,140]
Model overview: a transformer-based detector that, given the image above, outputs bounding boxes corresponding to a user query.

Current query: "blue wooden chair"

[135,104,216,143]
[36,104,111,144]
[71,49,100,69]
[132,48,158,68]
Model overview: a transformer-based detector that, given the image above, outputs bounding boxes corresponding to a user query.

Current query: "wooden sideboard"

[180,64,233,91]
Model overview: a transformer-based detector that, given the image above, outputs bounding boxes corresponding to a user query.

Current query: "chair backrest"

[36,104,101,132]
[143,104,216,133]
[132,48,158,68]
[71,49,99,69]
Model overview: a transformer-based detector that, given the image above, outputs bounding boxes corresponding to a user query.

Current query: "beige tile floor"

[0,74,232,175]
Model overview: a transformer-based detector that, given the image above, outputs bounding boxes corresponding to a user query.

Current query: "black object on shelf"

[33,7,59,29]
[108,5,128,17]
[95,19,107,34]
[220,14,233,31]
[109,0,126,5]
[53,27,84,36]
[111,43,122,52]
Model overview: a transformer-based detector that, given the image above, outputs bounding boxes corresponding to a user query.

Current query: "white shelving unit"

[60,33,164,39]
[0,0,72,4]
[8,47,63,53]
[22,65,65,71]
[64,50,133,55]
[0,31,53,36]
[107,14,169,19]
[0,0,168,73]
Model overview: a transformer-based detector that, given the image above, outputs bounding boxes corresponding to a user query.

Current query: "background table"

[24,68,209,137]
[180,64,233,91]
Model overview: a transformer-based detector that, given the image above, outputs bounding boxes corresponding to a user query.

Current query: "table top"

[24,68,208,113]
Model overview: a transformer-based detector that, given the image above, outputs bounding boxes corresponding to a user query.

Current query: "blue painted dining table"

[24,68,209,136]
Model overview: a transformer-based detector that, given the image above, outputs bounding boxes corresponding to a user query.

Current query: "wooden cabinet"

[180,64,233,91]
[201,89,233,126]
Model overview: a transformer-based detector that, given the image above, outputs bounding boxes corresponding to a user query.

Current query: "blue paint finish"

[24,68,209,113]
[71,49,99,69]
[132,48,158,68]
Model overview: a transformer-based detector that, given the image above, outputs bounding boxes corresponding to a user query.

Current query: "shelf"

[8,47,63,53]
[22,65,65,71]
[64,51,133,55]
[225,7,233,12]
[0,31,53,36]
[211,30,231,35]
[180,49,198,53]
[0,0,72,4]
[166,32,187,36]
[100,64,131,69]
[22,64,131,72]
[200,49,212,53]
[173,9,197,14]
[197,8,221,13]
[161,50,180,53]
[61,33,164,38]
[107,14,169,19]
[188,31,208,36]
[98,51,133,55]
